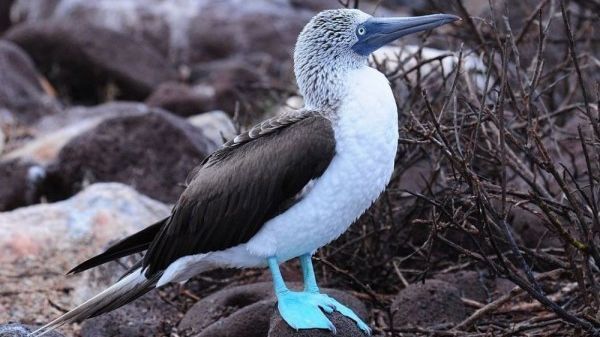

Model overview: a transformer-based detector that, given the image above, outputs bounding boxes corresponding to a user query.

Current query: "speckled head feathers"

[294,9,371,110]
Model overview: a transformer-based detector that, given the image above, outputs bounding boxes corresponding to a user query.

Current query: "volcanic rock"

[189,55,290,113]
[45,108,214,203]
[0,0,15,33]
[187,110,237,152]
[508,205,561,249]
[5,20,177,103]
[268,312,367,337]
[0,158,45,211]
[187,1,311,64]
[0,183,169,325]
[146,82,214,117]
[179,282,367,337]
[391,279,468,327]
[3,103,161,165]
[435,270,514,304]
[11,0,313,65]
[80,291,180,337]
[0,323,64,337]
[0,40,58,124]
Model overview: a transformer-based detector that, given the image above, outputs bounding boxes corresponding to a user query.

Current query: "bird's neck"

[295,57,368,111]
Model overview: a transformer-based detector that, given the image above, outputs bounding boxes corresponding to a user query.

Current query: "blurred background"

[1,0,599,336]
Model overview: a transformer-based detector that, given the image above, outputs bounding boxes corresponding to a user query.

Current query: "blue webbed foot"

[276,291,371,335]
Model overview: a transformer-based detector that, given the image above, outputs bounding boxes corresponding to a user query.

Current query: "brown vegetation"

[315,0,600,336]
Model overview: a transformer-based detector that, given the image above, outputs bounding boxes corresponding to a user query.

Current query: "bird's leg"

[300,254,319,293]
[267,256,336,332]
[267,256,289,294]
[298,254,371,334]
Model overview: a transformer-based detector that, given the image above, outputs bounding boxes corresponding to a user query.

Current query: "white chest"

[247,67,399,261]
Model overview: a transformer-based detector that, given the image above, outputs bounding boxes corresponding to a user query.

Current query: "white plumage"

[158,65,398,286]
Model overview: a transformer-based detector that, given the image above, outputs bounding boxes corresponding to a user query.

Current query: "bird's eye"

[357,26,366,36]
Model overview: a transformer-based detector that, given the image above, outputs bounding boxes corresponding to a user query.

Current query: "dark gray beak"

[352,14,460,56]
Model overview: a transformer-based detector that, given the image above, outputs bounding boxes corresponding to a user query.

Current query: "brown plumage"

[142,112,336,275]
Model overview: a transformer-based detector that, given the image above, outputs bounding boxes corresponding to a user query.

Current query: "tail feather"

[31,268,160,337]
[68,218,166,274]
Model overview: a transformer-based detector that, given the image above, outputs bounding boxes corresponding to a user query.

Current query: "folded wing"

[142,113,336,276]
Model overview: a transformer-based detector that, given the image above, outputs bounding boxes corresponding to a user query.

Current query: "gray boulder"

[10,0,314,65]
[0,323,64,337]
[0,158,44,211]
[146,82,214,117]
[0,40,58,125]
[0,0,15,33]
[187,110,237,151]
[45,108,214,203]
[5,20,177,103]
[0,183,169,328]
[3,103,163,166]
[391,279,467,328]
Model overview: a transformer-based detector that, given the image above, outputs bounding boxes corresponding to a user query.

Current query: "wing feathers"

[142,114,336,276]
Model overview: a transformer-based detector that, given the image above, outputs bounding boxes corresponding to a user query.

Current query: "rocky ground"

[1,0,600,337]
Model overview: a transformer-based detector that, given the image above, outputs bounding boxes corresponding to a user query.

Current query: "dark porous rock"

[268,312,367,337]
[179,283,274,334]
[3,103,151,166]
[391,279,467,328]
[508,205,560,249]
[9,0,61,23]
[5,20,177,103]
[0,158,45,211]
[435,270,514,304]
[146,82,214,117]
[11,0,313,67]
[0,323,65,337]
[188,1,312,65]
[190,55,288,113]
[192,300,275,337]
[10,0,174,59]
[0,40,59,124]
[179,282,367,337]
[46,108,214,203]
[186,1,312,112]
[0,0,15,33]
[80,291,180,337]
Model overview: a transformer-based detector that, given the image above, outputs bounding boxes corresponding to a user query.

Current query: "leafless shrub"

[319,0,600,335]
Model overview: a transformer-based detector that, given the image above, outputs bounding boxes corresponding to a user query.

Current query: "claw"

[327,320,337,334]
[357,321,372,335]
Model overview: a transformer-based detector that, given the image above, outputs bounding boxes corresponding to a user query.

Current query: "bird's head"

[294,9,459,108]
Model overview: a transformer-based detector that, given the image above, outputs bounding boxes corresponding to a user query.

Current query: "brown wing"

[142,114,336,276]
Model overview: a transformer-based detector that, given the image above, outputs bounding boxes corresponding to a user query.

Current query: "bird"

[31,8,459,336]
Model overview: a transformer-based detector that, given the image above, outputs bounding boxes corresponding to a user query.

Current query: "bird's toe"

[326,297,371,335]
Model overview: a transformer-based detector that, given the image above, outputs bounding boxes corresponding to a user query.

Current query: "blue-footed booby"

[32,9,458,335]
